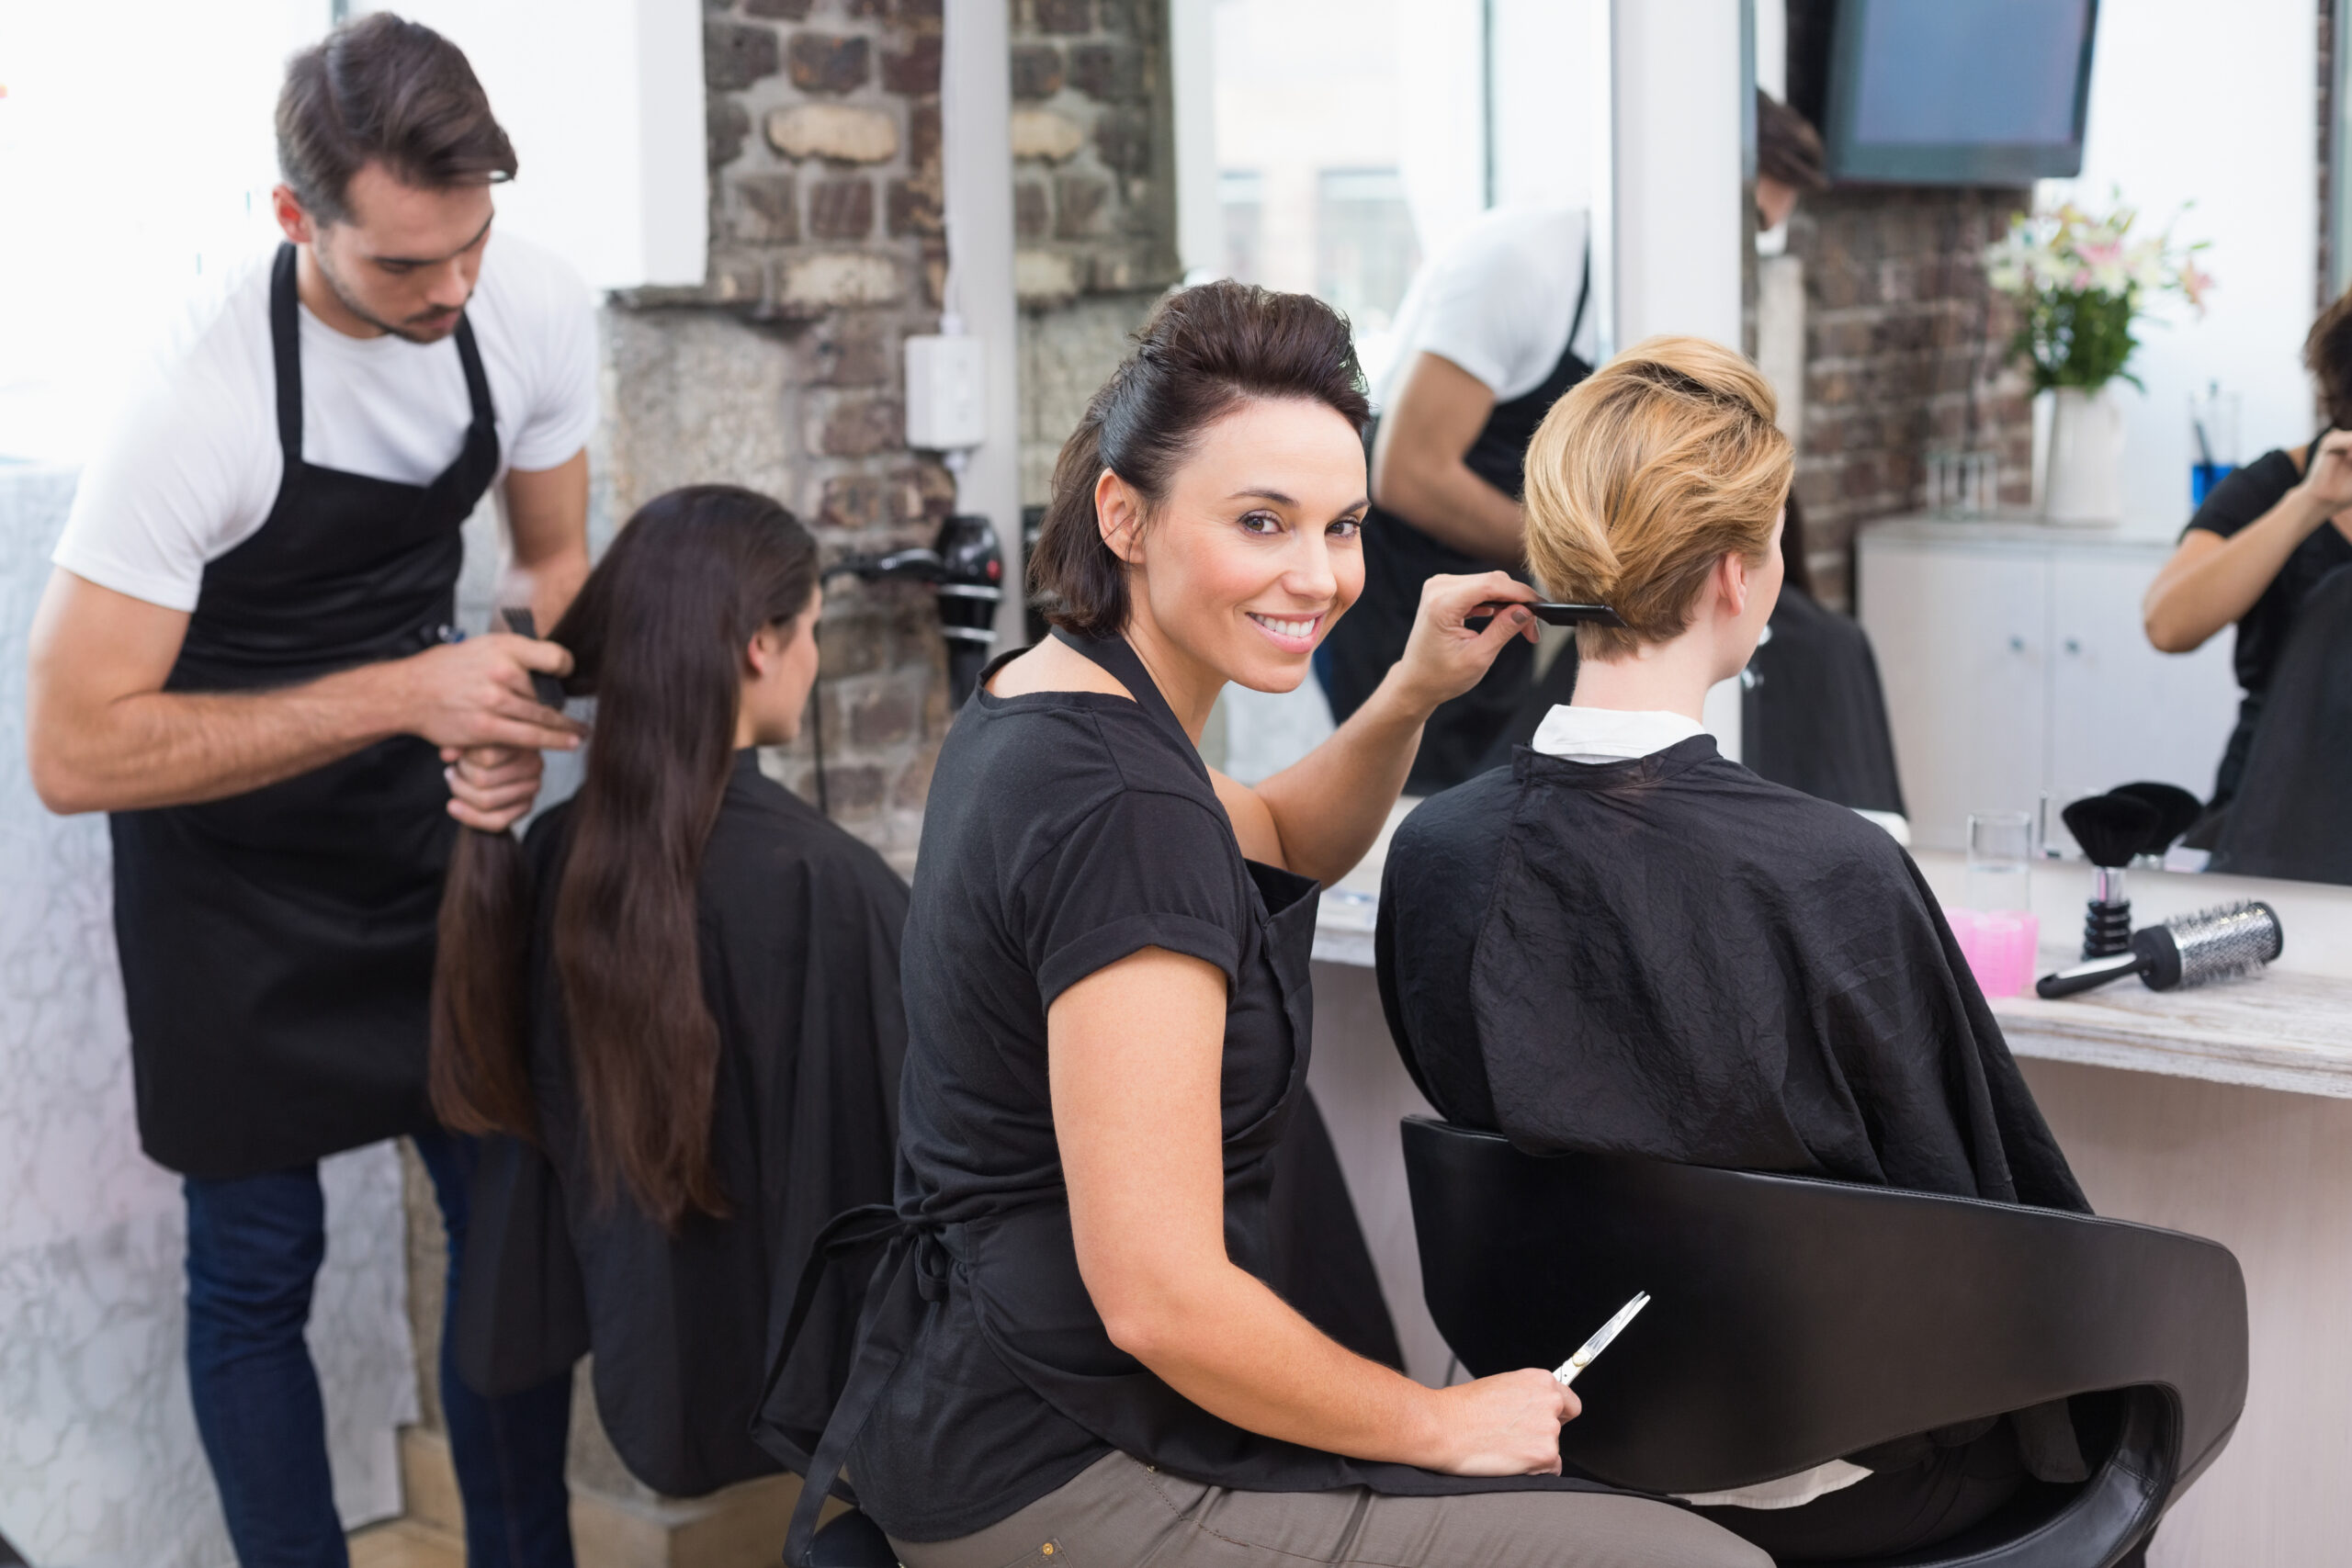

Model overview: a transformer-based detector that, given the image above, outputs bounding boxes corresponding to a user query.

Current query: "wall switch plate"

[904,333,987,450]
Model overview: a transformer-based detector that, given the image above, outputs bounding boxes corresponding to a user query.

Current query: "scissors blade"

[1554,1291,1650,1385]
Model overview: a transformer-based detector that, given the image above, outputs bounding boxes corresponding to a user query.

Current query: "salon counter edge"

[1313,810,2352,1103]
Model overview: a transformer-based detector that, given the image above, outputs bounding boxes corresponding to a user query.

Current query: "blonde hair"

[1522,335,1793,660]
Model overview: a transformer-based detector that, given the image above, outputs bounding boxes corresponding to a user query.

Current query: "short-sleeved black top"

[846,649,1277,1540]
[2185,434,2352,805]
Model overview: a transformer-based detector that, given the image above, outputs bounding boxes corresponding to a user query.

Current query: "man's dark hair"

[1758,89,1829,192]
[277,13,516,225]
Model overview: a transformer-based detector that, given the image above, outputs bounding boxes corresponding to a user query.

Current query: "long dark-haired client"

[763,284,1769,1568]
[434,486,909,1495]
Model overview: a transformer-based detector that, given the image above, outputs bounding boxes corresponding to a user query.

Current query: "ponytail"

[429,825,536,1137]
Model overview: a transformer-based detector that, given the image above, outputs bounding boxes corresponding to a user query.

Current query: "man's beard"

[314,243,468,344]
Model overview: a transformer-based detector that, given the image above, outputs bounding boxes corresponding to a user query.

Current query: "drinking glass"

[1966,810,2034,911]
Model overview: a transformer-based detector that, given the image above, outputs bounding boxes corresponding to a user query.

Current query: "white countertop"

[1314,806,2352,1100]
[1858,512,2186,551]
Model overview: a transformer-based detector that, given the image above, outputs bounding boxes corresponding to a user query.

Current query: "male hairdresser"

[26,15,589,1566]
[1319,91,1829,792]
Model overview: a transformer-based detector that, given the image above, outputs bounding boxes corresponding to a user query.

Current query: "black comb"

[1465,602,1628,630]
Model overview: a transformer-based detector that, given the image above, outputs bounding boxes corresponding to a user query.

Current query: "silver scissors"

[1553,1291,1650,1386]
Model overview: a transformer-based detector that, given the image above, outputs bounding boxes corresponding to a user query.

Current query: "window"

[1314,168,1419,336]
[1220,169,1266,285]
[0,0,331,464]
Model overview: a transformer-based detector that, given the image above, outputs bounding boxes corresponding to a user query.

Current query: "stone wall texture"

[1783,186,2036,609]
[1009,0,1182,505]
[596,0,966,869]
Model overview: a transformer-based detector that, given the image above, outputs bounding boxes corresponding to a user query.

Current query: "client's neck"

[1570,633,1723,724]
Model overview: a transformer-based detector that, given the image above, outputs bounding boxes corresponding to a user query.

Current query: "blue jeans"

[184,1126,575,1568]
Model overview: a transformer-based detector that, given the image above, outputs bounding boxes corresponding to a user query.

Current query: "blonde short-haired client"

[1378,337,2096,1562]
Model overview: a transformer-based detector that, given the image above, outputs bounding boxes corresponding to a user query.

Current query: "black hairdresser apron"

[1320,248,1592,794]
[107,243,496,1180]
[759,633,1608,1564]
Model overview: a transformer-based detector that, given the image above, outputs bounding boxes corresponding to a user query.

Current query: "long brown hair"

[1028,280,1370,637]
[430,485,819,1228]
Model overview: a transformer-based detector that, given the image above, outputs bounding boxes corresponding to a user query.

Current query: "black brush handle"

[2037,950,2145,998]
[498,607,570,711]
[2082,898,2132,960]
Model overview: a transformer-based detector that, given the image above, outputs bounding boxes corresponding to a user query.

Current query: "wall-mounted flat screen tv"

[1824,0,2098,184]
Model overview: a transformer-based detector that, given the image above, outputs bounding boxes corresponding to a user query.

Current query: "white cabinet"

[1858,518,2241,854]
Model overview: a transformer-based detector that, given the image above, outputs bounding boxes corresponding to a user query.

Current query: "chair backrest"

[1402,1119,2246,1563]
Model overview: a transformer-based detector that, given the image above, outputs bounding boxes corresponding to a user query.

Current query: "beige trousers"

[888,1451,1772,1568]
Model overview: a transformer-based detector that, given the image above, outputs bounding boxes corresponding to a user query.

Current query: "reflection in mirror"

[1187,0,1608,785]
[1790,0,2351,887]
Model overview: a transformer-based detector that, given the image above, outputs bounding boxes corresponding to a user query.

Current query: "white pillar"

[942,0,1024,647]
[1609,0,1748,756]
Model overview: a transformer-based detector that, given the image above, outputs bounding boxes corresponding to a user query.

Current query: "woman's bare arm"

[2145,433,2352,652]
[1224,572,1535,883]
[1052,945,1574,1474]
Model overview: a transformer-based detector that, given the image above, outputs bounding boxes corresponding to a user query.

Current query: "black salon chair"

[1402,1117,2246,1568]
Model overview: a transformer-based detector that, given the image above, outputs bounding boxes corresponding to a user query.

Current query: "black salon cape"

[458,751,909,1497]
[2211,561,2352,885]
[1377,737,2084,1211]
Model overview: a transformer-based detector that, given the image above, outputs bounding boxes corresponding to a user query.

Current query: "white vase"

[2042,385,2126,527]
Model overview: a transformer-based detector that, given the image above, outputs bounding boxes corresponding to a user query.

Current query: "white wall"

[2041,0,2317,534]
[0,0,328,463]
[1609,0,1747,757]
[364,0,707,291]
[1491,0,1606,213]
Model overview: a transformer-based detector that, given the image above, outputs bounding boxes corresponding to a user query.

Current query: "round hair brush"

[2062,793,2160,958]
[2036,900,2285,998]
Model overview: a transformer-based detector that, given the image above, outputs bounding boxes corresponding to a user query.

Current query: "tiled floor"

[349,1519,463,1568]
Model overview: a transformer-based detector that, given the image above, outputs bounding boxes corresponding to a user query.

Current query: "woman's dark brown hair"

[430,485,819,1229]
[1029,280,1371,637]
[277,12,517,225]
[2306,287,2352,430]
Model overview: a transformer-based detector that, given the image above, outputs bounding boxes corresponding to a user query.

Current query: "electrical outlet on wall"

[904,334,987,451]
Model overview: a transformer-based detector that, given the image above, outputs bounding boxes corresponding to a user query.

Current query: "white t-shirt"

[1375,205,1597,409]
[54,231,597,613]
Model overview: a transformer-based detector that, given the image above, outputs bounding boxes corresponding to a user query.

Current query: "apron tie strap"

[756,1203,948,1566]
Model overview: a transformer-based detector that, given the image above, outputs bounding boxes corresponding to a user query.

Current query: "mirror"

[1797,0,2347,886]
[1177,0,2348,886]
[1184,0,1614,786]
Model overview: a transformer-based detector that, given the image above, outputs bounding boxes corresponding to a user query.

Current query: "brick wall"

[1008,0,1182,506]
[1783,186,2036,609]
[590,0,960,871]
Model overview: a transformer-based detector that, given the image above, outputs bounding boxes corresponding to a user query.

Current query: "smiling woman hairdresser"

[764,284,1769,1568]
